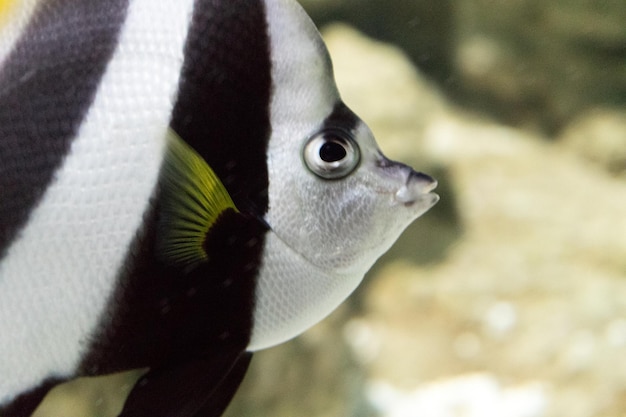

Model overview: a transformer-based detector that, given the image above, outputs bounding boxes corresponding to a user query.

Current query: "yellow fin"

[158,129,238,269]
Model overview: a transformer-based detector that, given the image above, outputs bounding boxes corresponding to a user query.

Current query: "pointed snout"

[395,169,439,206]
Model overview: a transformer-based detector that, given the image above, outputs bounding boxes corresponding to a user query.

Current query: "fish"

[0,0,439,416]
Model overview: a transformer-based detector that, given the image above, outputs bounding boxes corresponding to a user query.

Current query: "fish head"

[263,0,438,279]
[266,107,439,278]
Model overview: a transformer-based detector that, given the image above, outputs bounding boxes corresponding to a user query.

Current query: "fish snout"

[395,169,439,206]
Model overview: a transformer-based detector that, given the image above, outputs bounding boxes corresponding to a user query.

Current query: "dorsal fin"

[157,129,238,270]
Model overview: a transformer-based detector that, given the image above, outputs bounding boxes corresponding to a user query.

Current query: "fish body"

[0,0,438,416]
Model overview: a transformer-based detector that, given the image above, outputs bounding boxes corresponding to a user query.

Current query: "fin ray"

[158,129,238,270]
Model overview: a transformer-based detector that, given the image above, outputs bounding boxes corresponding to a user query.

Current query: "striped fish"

[0,0,439,416]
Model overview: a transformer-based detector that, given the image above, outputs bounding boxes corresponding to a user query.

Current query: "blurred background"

[35,1,626,416]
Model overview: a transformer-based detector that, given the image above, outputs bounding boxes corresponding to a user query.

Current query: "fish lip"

[401,191,440,208]
[394,171,439,206]
[374,155,438,207]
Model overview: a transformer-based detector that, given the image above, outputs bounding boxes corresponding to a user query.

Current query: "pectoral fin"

[157,129,238,270]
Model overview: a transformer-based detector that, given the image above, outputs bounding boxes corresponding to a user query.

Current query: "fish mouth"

[394,170,439,208]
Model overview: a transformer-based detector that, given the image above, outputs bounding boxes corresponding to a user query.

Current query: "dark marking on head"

[170,0,273,216]
[321,102,360,133]
[375,153,428,182]
[0,0,129,260]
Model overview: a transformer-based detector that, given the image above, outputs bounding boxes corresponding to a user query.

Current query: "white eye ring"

[303,130,360,179]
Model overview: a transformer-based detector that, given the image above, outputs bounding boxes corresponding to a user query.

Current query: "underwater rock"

[559,107,626,176]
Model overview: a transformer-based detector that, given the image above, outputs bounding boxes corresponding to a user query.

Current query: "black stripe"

[0,0,129,260]
[170,0,272,216]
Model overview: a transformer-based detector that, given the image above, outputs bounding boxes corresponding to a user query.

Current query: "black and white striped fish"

[0,0,439,416]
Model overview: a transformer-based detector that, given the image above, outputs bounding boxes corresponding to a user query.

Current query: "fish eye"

[303,129,360,179]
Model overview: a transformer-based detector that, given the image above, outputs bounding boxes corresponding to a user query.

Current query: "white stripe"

[261,0,337,132]
[249,231,363,351]
[0,0,194,403]
[249,0,341,350]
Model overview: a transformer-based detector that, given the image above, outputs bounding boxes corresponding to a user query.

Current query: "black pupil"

[319,140,347,162]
